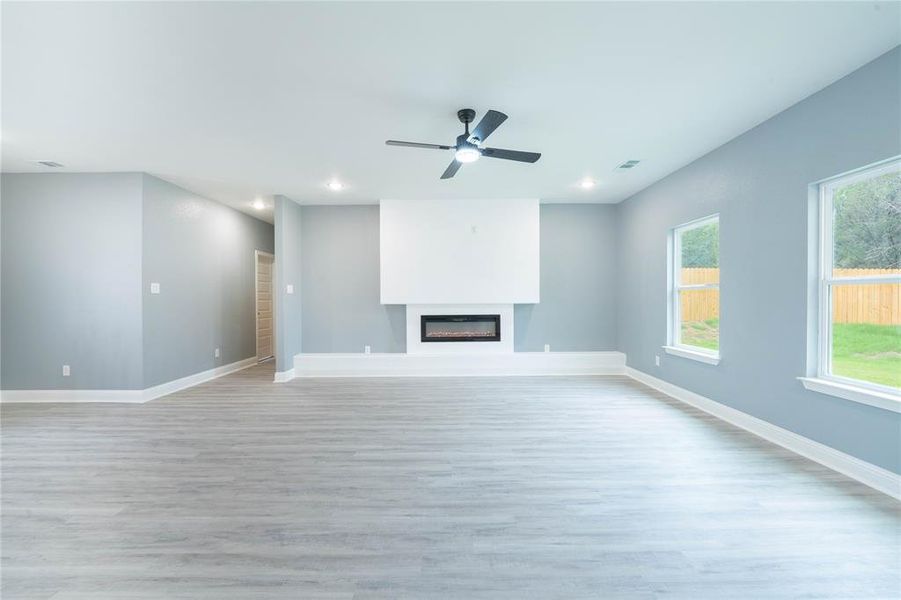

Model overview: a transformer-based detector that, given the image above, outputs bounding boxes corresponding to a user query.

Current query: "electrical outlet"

[62,364,70,377]
[364,345,371,354]
[150,282,160,294]
[286,284,294,294]
[544,344,550,353]
[655,355,660,367]
[214,347,220,358]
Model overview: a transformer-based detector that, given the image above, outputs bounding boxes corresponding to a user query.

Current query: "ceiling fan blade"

[386,140,453,150]
[481,147,541,163]
[469,110,507,143]
[440,160,462,179]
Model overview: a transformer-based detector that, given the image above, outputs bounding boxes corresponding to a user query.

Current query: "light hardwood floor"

[2,362,899,599]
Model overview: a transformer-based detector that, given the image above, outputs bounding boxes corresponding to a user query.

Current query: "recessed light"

[327,180,344,191]
[617,160,641,169]
[579,178,596,190]
[251,198,265,210]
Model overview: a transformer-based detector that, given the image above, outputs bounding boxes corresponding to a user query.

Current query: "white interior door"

[256,251,274,361]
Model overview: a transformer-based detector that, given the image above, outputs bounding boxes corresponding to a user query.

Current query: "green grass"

[680,320,899,389]
[832,323,901,389]
[681,318,720,351]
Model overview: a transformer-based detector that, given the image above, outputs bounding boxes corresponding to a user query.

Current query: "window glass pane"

[832,167,901,277]
[679,288,719,351]
[679,220,719,269]
[830,282,901,389]
[681,267,719,285]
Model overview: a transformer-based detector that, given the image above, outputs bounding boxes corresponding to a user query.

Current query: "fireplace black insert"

[421,314,501,342]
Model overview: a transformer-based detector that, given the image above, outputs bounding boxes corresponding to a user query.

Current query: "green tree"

[833,170,900,269]
[681,221,719,267]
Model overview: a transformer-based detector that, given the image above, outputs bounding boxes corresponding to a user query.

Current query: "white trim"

[273,368,295,383]
[663,345,721,365]
[291,351,625,378]
[0,389,145,403]
[812,158,901,390]
[1,357,258,404]
[799,377,901,414]
[141,357,258,402]
[669,214,720,351]
[627,367,901,500]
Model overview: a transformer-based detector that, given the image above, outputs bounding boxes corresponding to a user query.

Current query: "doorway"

[255,250,275,362]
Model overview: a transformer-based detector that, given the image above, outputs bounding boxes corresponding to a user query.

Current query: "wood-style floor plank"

[2,363,899,599]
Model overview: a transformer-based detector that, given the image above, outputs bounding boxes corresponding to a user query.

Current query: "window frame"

[813,159,901,398]
[666,214,721,364]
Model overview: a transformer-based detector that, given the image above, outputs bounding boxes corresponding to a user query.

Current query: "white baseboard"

[141,357,258,402]
[625,366,901,500]
[0,389,146,403]
[273,368,295,383]
[292,351,625,378]
[1,357,258,404]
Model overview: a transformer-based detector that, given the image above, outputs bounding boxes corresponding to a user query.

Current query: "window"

[812,159,900,399]
[666,215,720,364]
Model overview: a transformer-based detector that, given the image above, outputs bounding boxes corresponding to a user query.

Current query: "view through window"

[672,215,720,354]
[820,160,900,391]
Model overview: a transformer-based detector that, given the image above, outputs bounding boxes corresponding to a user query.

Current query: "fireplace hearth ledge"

[290,351,626,378]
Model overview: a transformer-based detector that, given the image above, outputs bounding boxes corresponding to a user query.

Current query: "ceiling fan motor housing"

[457,108,476,124]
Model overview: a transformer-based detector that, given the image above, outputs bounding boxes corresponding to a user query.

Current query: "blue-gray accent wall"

[300,205,406,353]
[0,172,273,390]
[515,204,618,351]
[274,195,303,372]
[1,173,145,389]
[141,175,274,387]
[616,47,901,473]
[289,204,619,354]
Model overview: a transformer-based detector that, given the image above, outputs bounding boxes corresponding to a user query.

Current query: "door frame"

[254,250,276,362]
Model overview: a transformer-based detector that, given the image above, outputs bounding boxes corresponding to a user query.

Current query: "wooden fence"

[831,269,900,325]
[680,268,719,322]
[680,268,900,325]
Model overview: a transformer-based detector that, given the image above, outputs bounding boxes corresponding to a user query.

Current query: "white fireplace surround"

[407,304,513,354]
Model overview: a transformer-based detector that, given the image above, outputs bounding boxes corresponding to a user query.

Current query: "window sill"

[798,377,901,413]
[663,345,720,365]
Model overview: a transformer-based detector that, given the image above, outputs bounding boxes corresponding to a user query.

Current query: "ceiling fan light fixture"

[385,108,538,179]
[454,147,480,163]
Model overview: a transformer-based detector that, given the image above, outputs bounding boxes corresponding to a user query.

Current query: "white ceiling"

[2,2,899,224]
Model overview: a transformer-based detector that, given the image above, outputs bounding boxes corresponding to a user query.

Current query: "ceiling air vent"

[34,160,64,168]
[617,160,640,169]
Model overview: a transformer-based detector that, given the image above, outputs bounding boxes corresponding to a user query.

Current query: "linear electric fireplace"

[421,314,501,343]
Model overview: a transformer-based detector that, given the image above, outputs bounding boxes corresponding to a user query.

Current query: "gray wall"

[142,175,274,387]
[293,204,617,354]
[274,195,303,371]
[515,204,618,351]
[1,173,145,389]
[616,48,901,473]
[300,205,405,353]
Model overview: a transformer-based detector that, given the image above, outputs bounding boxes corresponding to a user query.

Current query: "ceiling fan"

[385,108,541,179]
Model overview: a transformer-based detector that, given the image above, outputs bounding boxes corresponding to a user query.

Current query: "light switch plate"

[214,348,220,358]
[62,365,70,377]
[286,284,294,294]
[150,282,160,294]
